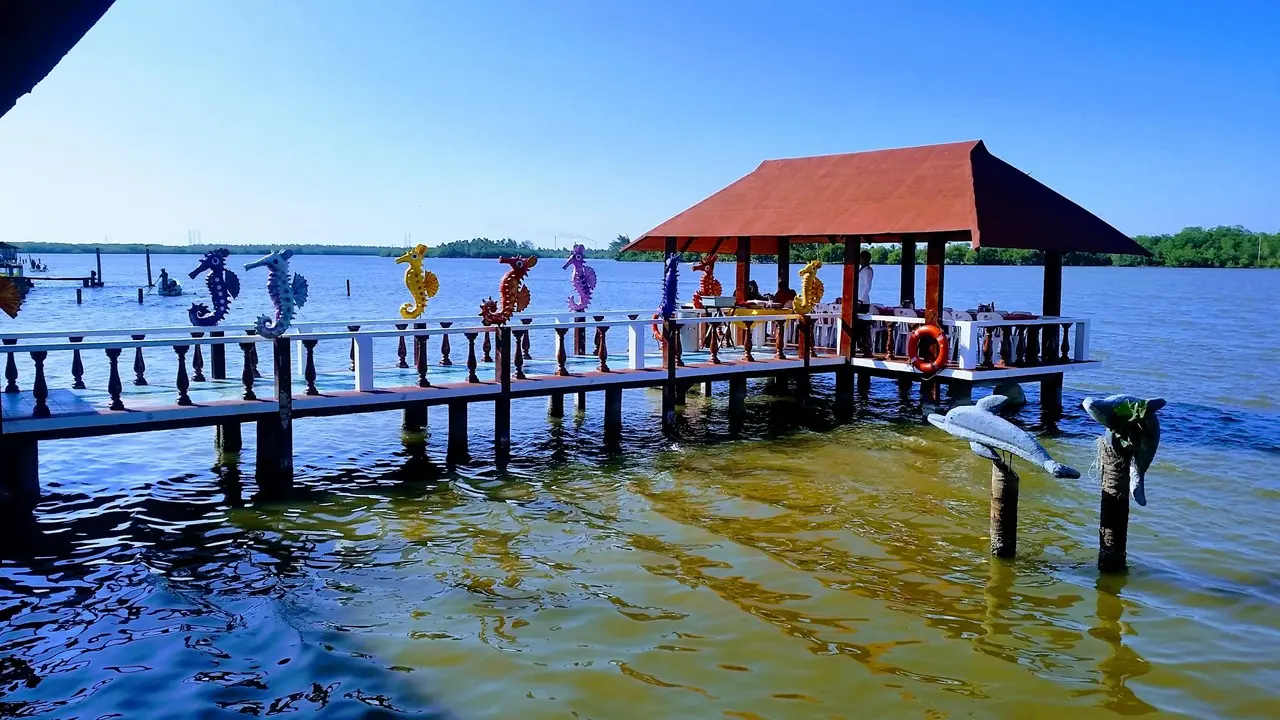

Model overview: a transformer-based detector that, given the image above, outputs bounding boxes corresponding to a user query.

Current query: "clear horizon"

[1,0,1277,249]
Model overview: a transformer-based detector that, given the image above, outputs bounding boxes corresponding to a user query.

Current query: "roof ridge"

[760,140,982,165]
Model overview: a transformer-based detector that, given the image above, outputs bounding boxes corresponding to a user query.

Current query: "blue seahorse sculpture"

[659,252,679,319]
[244,249,308,338]
[187,248,240,326]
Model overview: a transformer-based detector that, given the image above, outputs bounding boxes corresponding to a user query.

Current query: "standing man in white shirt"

[856,250,873,311]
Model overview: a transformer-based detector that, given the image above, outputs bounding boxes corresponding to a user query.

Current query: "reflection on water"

[2,261,1279,718]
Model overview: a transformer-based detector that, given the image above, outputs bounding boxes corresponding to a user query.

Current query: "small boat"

[156,269,183,296]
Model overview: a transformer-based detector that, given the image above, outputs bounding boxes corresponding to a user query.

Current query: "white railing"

[855,313,1092,369]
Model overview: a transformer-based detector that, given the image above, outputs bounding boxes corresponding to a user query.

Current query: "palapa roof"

[625,140,1149,256]
[1,1,114,120]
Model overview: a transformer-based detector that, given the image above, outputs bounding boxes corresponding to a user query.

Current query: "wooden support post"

[728,376,747,418]
[900,237,916,307]
[834,365,853,418]
[255,337,293,492]
[776,237,790,292]
[661,318,678,432]
[145,246,153,287]
[734,236,751,303]
[702,380,713,397]
[922,239,946,403]
[990,459,1020,558]
[346,278,351,296]
[1041,250,1064,413]
[0,435,39,511]
[1098,439,1131,573]
[840,236,859,358]
[494,327,511,460]
[604,386,622,447]
[402,404,428,432]
[76,288,82,304]
[573,316,586,356]
[217,423,243,454]
[137,287,143,304]
[96,247,103,284]
[447,401,468,462]
[548,393,564,418]
[210,331,226,380]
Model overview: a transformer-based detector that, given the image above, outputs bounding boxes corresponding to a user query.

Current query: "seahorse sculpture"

[0,277,24,319]
[396,243,439,319]
[244,249,308,338]
[479,255,537,326]
[187,248,241,326]
[793,259,824,315]
[563,243,596,312]
[691,252,722,309]
[651,253,680,346]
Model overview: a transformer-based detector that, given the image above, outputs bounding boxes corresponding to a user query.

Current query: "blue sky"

[1,0,1276,249]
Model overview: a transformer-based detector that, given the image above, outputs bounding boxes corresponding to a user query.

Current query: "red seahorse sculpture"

[691,252,722,309]
[479,255,538,326]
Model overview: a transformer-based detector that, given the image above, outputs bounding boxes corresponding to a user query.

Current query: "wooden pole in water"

[604,386,622,447]
[137,287,143,304]
[662,318,678,432]
[1098,439,1131,573]
[255,338,294,493]
[145,246,153,287]
[494,327,511,460]
[989,458,1020,558]
[1041,250,1064,415]
[548,392,564,418]
[0,434,40,512]
[96,247,103,284]
[76,288,82,305]
[447,400,468,462]
[346,279,351,296]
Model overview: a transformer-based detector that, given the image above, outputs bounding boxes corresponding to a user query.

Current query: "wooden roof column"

[840,236,859,357]
[923,239,947,403]
[900,237,917,307]
[734,237,751,304]
[776,237,791,291]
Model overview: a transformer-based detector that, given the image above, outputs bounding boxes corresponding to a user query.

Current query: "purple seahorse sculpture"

[563,243,597,312]
[187,248,240,326]
[658,252,679,319]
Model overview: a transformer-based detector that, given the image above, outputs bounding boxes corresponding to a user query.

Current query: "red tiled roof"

[625,140,1148,256]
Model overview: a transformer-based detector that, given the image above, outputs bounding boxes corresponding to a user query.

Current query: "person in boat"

[159,268,171,290]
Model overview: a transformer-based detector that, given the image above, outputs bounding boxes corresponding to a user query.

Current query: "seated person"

[772,285,797,308]
[744,280,764,301]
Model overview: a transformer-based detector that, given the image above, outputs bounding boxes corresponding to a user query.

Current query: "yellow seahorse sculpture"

[793,259,824,315]
[396,243,440,319]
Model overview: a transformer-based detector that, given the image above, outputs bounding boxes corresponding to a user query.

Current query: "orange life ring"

[906,324,949,374]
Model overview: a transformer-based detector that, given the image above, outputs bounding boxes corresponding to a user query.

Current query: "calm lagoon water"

[1,253,1278,718]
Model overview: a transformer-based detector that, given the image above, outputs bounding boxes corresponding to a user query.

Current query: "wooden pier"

[0,309,1095,506]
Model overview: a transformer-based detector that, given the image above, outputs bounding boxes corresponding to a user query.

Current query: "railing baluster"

[774,319,787,360]
[1061,322,1072,362]
[592,315,604,357]
[303,339,319,395]
[70,336,86,389]
[30,351,50,418]
[597,324,610,373]
[1000,326,1013,367]
[514,332,527,379]
[554,327,569,376]
[174,345,193,406]
[742,319,754,362]
[481,332,492,363]
[1015,327,1027,365]
[464,332,479,383]
[348,325,360,370]
[240,342,257,400]
[708,318,721,364]
[246,330,262,378]
[3,338,17,393]
[105,348,125,410]
[520,317,533,359]
[1025,325,1040,366]
[415,333,430,387]
[884,322,897,360]
[396,323,409,368]
[191,332,206,382]
[438,321,453,366]
[979,326,994,369]
[131,334,147,386]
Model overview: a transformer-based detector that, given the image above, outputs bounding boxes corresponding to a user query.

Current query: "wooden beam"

[665,236,677,257]
[900,237,916,307]
[924,239,945,328]
[1041,250,1064,415]
[776,237,791,291]
[840,235,859,357]
[734,237,751,303]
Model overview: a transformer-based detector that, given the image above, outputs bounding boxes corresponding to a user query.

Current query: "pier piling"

[728,376,746,418]
[447,401,468,462]
[1098,438,1131,573]
[402,404,428,432]
[254,338,294,492]
[76,288,82,305]
[217,423,243,454]
[136,288,143,304]
[0,435,39,511]
[604,387,623,447]
[210,332,226,380]
[548,393,564,418]
[494,328,512,460]
[989,459,1020,558]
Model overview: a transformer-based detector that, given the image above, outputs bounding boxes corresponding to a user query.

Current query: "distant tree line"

[10,226,1276,268]
[612,226,1279,268]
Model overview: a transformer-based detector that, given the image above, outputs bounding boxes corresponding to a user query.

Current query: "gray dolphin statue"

[928,395,1080,478]
[1082,394,1164,507]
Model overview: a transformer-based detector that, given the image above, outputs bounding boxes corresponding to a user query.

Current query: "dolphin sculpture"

[928,395,1080,478]
[1082,394,1165,506]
